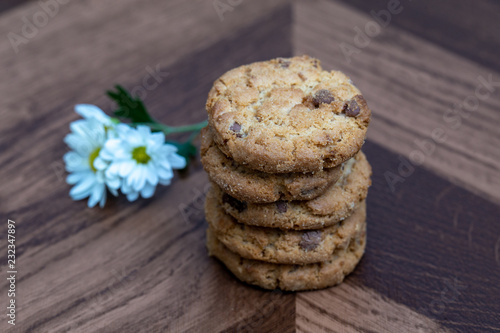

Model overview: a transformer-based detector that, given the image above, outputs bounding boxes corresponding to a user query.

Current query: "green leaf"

[166,140,197,161]
[106,85,156,124]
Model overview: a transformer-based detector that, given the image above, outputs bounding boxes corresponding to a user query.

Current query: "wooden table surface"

[1,0,499,332]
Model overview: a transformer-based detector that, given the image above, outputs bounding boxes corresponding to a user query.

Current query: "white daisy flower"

[101,124,186,202]
[63,118,118,208]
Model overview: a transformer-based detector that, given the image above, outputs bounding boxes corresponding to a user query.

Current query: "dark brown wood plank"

[0,0,31,14]
[297,283,450,333]
[293,0,500,204]
[298,140,500,333]
[0,0,289,135]
[335,0,500,73]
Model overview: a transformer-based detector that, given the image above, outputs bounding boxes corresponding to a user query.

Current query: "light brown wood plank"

[293,0,500,203]
[296,282,451,333]
[0,0,289,216]
[0,0,289,133]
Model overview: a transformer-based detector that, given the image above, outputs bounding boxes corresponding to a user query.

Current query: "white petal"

[168,153,186,169]
[75,104,110,124]
[160,143,178,155]
[66,120,106,153]
[148,132,165,148]
[114,149,131,160]
[66,172,86,185]
[118,124,142,146]
[99,190,108,208]
[64,133,93,155]
[69,120,88,138]
[119,160,136,177]
[137,125,151,137]
[64,133,83,152]
[106,162,120,178]
[158,177,172,186]
[106,175,121,190]
[95,170,106,182]
[157,166,174,180]
[108,186,118,196]
[129,165,147,191]
[69,174,96,200]
[158,158,173,171]
[145,163,158,185]
[93,157,108,170]
[88,183,105,208]
[99,149,114,161]
[116,123,130,133]
[121,180,133,194]
[102,138,123,156]
[85,124,106,147]
[126,191,139,202]
[64,152,87,172]
[140,183,156,198]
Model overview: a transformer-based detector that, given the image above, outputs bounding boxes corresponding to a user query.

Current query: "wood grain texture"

[293,0,500,204]
[295,141,500,333]
[336,0,500,73]
[297,283,451,333]
[0,1,295,332]
[1,0,499,332]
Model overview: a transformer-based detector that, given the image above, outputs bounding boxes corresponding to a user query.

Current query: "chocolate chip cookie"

[206,227,366,291]
[206,55,371,173]
[206,191,366,264]
[211,151,371,230]
[201,127,344,203]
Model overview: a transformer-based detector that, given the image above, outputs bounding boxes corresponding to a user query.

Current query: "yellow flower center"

[132,146,151,164]
[88,148,101,173]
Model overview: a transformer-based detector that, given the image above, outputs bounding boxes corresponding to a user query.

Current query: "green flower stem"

[135,120,208,136]
[187,128,201,142]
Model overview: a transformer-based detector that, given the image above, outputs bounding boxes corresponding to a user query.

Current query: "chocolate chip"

[299,231,322,251]
[312,89,335,107]
[278,58,290,68]
[230,122,241,132]
[229,122,244,138]
[300,188,317,196]
[222,193,247,212]
[276,201,287,213]
[343,99,360,117]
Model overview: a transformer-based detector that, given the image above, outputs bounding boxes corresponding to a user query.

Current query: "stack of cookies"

[201,56,372,291]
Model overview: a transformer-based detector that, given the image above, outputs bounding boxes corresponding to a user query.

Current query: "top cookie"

[206,55,371,173]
